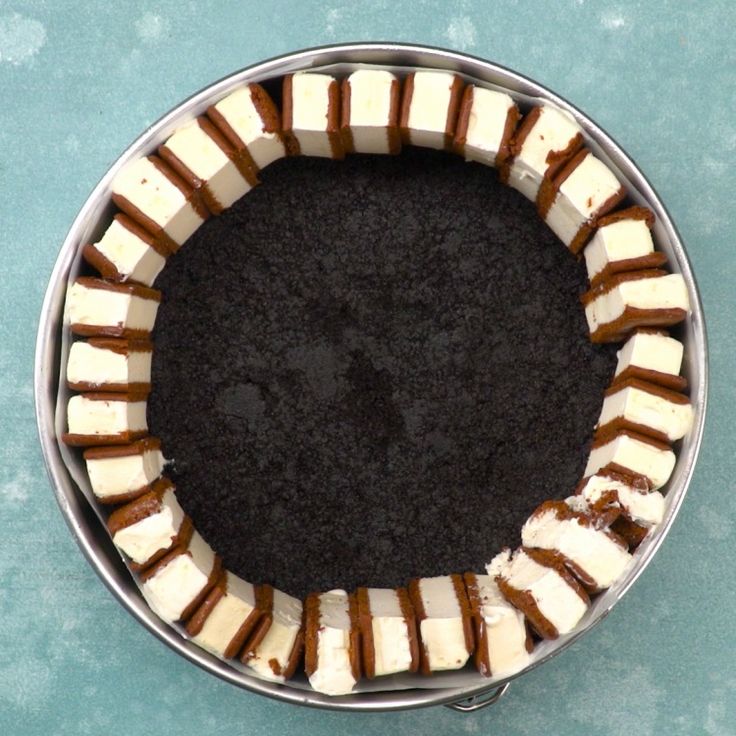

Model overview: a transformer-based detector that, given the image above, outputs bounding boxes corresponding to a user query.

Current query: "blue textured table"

[2,2,735,734]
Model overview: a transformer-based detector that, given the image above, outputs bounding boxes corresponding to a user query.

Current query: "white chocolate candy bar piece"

[160,118,254,214]
[67,278,160,337]
[192,572,259,657]
[585,213,656,285]
[141,531,218,623]
[66,394,147,440]
[85,215,167,287]
[410,575,470,672]
[455,85,517,166]
[84,439,165,501]
[307,589,357,696]
[111,483,185,566]
[584,273,690,339]
[544,151,624,252]
[341,69,400,155]
[401,70,463,150]
[112,156,206,248]
[284,73,343,159]
[466,567,531,677]
[67,339,152,391]
[244,587,303,682]
[491,548,588,637]
[506,105,583,201]
[521,502,632,590]
[585,431,676,490]
[615,331,684,383]
[365,588,414,677]
[578,472,665,527]
[208,84,286,170]
[597,381,693,442]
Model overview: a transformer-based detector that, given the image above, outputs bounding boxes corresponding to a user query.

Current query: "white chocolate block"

[112,485,185,566]
[112,156,205,248]
[506,105,582,201]
[615,331,684,382]
[456,86,517,166]
[66,394,147,439]
[490,548,588,637]
[67,339,152,390]
[521,503,632,590]
[544,151,623,250]
[285,73,342,158]
[578,472,665,527]
[402,70,463,150]
[243,587,302,682]
[584,273,690,338]
[597,381,693,442]
[466,569,531,678]
[141,531,218,623]
[362,588,415,677]
[307,589,357,696]
[86,215,167,286]
[209,84,286,170]
[160,118,254,213]
[585,431,675,490]
[410,575,470,672]
[192,572,258,658]
[585,214,656,285]
[84,439,165,501]
[342,69,400,154]
[67,278,160,337]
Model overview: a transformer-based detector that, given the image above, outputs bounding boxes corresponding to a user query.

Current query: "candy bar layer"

[140,530,221,623]
[83,213,168,287]
[207,83,286,171]
[241,585,304,682]
[63,392,148,446]
[577,470,665,528]
[340,69,401,155]
[492,547,589,640]
[66,338,152,393]
[408,574,474,674]
[84,437,165,504]
[305,589,360,696]
[356,587,419,679]
[501,105,583,202]
[585,429,676,490]
[453,85,519,167]
[111,155,208,252]
[582,270,690,343]
[282,73,344,159]
[584,207,666,287]
[399,70,464,151]
[596,377,693,443]
[67,277,161,338]
[186,571,265,659]
[521,500,632,592]
[159,117,257,215]
[613,330,686,391]
[464,569,532,678]
[541,149,626,254]
[107,478,190,570]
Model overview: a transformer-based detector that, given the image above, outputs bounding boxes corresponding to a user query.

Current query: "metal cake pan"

[34,43,708,712]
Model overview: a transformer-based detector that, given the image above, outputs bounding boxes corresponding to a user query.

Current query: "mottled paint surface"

[2,0,735,733]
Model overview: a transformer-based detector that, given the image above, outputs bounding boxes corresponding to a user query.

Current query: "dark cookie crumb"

[149,148,617,598]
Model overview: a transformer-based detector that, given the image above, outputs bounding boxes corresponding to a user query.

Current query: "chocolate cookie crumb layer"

[149,147,617,598]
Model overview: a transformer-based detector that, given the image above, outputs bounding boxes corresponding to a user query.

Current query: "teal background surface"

[2,1,734,733]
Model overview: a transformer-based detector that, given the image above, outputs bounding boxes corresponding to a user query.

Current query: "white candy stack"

[340,69,402,155]
[283,73,344,159]
[408,574,474,674]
